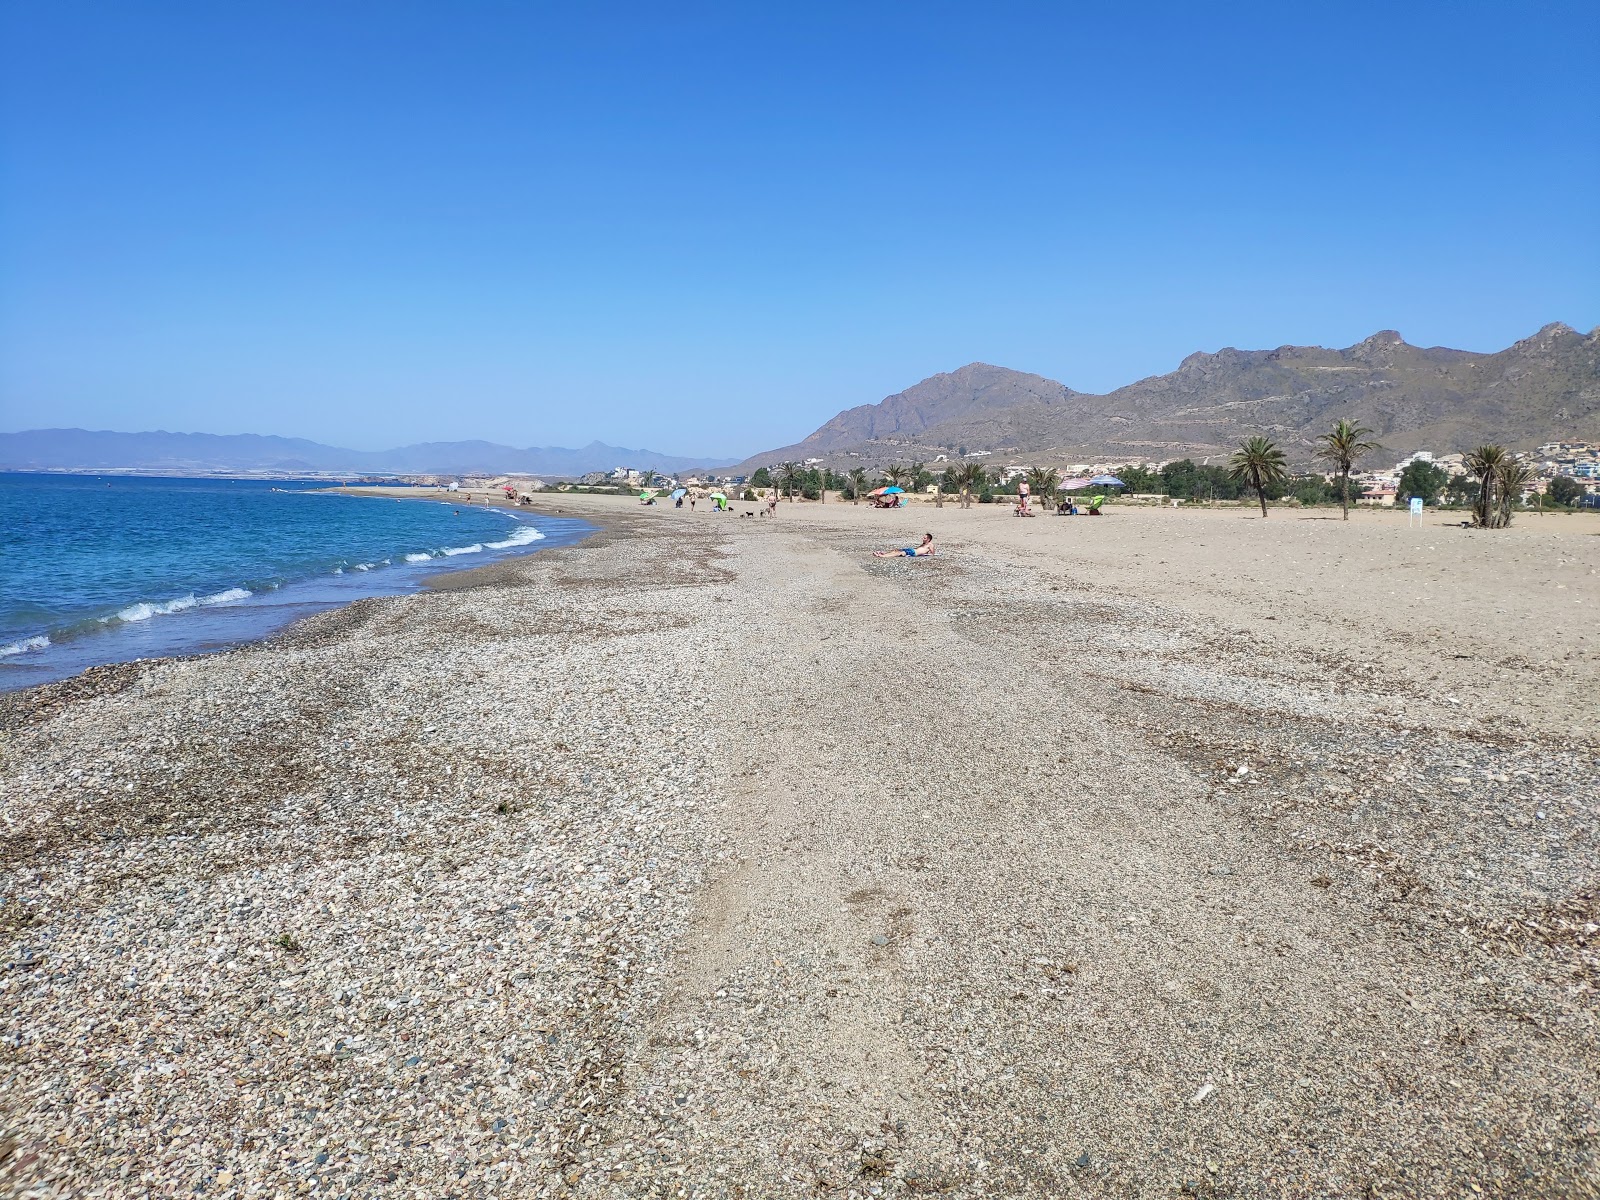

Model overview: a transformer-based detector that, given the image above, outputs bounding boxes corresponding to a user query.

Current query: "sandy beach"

[2,495,1596,1198]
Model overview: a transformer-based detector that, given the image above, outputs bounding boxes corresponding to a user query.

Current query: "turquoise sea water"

[1,473,590,691]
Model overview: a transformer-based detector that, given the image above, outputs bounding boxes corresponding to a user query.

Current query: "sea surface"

[1,473,590,691]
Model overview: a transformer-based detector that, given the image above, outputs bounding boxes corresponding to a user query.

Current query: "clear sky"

[3,1,1596,458]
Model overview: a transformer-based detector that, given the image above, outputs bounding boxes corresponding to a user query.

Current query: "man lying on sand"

[874,533,935,558]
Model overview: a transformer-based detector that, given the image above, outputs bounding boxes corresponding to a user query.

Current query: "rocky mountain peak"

[1514,322,1583,351]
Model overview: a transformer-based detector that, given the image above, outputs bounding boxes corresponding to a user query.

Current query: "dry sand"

[2,494,1596,1199]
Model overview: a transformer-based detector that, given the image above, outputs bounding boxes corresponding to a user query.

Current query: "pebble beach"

[2,496,1597,1199]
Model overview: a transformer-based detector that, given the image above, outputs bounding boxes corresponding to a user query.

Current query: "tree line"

[746,424,1585,525]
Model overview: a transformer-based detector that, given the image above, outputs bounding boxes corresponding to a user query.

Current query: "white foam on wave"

[404,552,433,563]
[441,543,484,557]
[353,562,373,571]
[0,635,50,657]
[105,587,251,626]
[332,567,344,575]
[115,594,199,623]
[486,526,546,550]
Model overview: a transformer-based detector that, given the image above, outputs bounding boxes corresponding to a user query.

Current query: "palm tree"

[1228,436,1289,518]
[882,463,914,491]
[954,463,987,509]
[776,461,804,501]
[1494,457,1533,528]
[1315,420,1381,521]
[1025,467,1060,507]
[1465,445,1509,528]
[846,467,868,505]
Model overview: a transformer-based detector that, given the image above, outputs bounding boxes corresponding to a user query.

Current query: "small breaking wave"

[0,635,50,657]
[114,595,199,623]
[441,543,484,557]
[404,552,433,563]
[486,526,546,550]
[106,587,253,625]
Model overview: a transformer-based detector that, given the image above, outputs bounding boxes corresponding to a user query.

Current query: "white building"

[1395,450,1436,471]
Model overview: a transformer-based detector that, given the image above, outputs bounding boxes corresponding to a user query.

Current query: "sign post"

[1408,495,1423,527]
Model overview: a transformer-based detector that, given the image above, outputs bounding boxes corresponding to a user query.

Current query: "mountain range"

[0,429,733,477]
[7,324,1595,478]
[742,322,1600,470]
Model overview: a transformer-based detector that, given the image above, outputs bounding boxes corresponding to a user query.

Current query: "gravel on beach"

[2,517,730,1198]
[2,497,1596,1199]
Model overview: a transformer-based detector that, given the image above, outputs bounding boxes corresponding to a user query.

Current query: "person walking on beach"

[874,533,935,558]
[767,490,779,517]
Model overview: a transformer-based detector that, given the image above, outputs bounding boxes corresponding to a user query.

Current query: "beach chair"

[1086,494,1106,515]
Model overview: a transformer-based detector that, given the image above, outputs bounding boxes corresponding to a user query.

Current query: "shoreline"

[0,487,596,696]
[2,500,1596,1196]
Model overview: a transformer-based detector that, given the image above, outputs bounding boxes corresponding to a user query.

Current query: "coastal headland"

[2,495,1596,1198]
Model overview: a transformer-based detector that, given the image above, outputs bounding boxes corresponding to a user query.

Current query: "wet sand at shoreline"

[2,494,1596,1198]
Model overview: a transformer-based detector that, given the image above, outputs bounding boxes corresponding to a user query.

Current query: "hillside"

[0,430,733,477]
[741,323,1600,469]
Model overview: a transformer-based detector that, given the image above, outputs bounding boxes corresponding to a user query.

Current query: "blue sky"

[3,1,1596,458]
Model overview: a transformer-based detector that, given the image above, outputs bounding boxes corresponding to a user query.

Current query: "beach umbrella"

[883,486,904,494]
[639,489,656,500]
[1089,474,1126,487]
[1058,477,1093,490]
[670,487,687,499]
[709,491,727,500]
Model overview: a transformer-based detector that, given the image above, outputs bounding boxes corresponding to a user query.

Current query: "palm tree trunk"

[1257,485,1268,518]
[1340,468,1350,521]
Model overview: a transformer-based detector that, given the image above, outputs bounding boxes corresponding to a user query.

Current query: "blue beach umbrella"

[670,488,687,499]
[1088,474,1125,487]
[883,486,905,494]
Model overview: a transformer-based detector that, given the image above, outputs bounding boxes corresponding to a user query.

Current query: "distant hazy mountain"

[740,323,1600,469]
[0,429,733,477]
